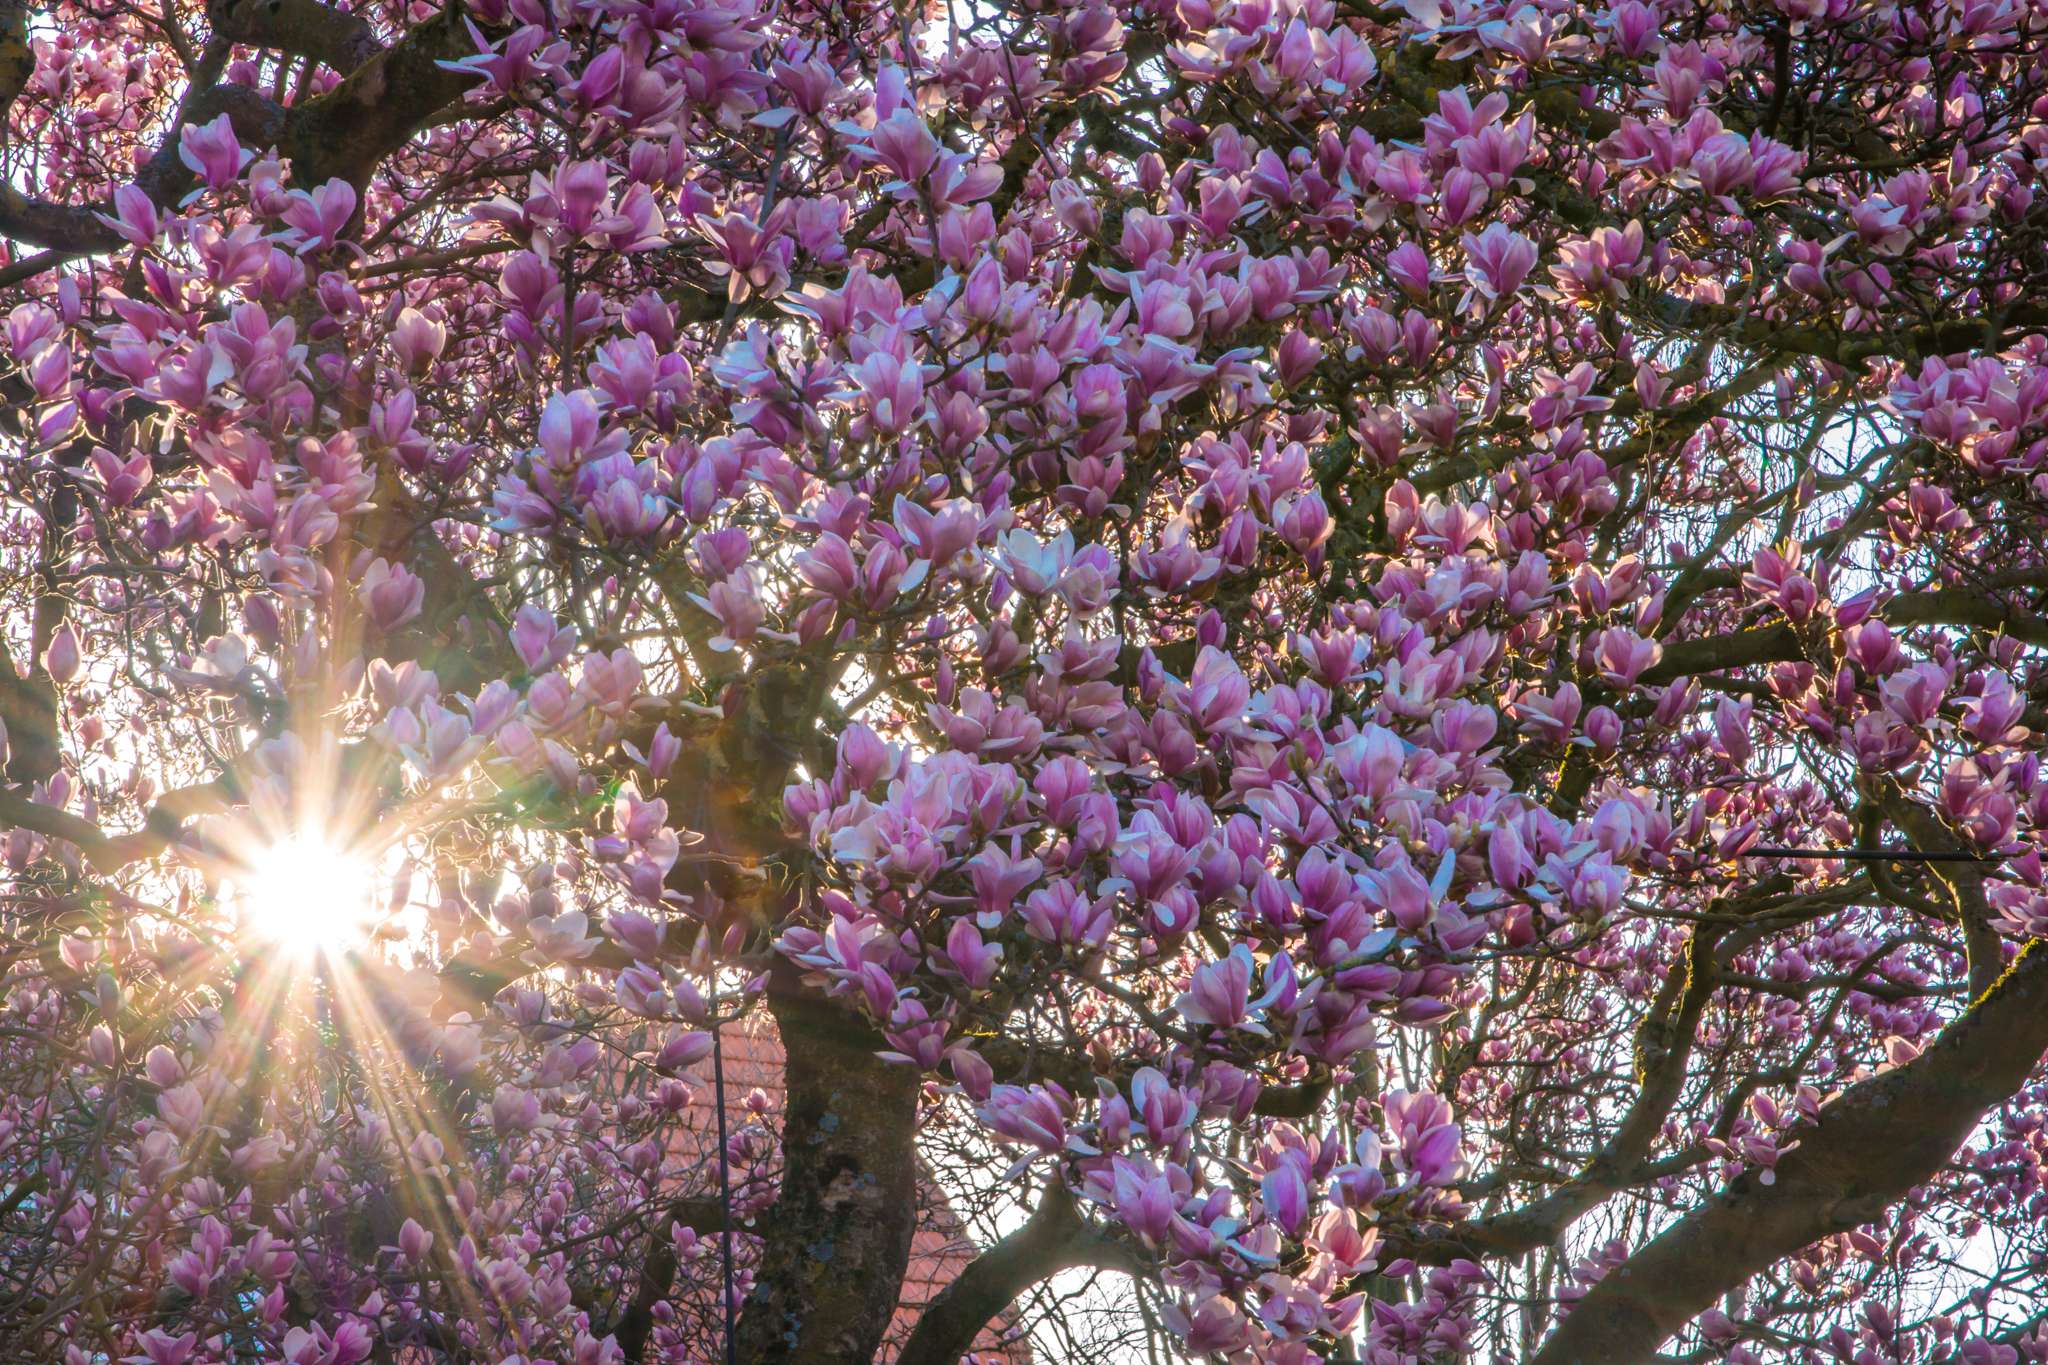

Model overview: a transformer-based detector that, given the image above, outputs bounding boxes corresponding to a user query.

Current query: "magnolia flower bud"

[41,625,80,684]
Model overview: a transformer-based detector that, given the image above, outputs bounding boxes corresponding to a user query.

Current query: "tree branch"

[896,1182,1139,1365]
[280,1,501,189]
[1528,940,2048,1365]
[207,0,384,75]
[613,1194,730,1363]
[1644,576,2048,688]
[0,0,472,259]
[0,81,285,253]
[1410,922,1727,1266]
[1885,795,2007,998]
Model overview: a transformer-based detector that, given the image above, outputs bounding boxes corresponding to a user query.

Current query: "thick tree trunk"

[1529,942,2048,1364]
[734,978,921,1364]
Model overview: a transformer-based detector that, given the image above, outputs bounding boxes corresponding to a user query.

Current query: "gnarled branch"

[207,0,383,75]
[1528,940,2048,1364]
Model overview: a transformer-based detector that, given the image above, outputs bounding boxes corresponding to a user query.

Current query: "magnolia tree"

[8,0,2048,1359]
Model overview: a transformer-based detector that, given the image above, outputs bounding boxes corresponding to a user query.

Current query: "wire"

[711,994,737,1365]
[1745,846,2004,863]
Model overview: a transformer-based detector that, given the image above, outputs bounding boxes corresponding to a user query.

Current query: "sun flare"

[235,836,378,958]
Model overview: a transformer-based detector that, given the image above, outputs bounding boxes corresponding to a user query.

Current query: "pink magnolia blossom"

[7,6,2048,1364]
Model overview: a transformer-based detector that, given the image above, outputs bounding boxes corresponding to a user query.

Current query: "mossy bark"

[734,977,921,1364]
